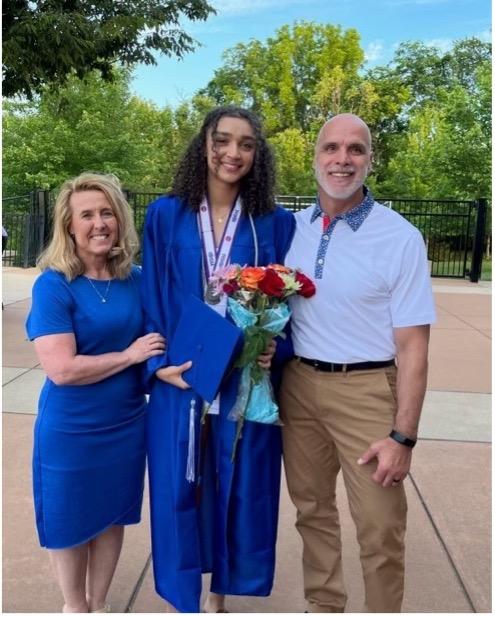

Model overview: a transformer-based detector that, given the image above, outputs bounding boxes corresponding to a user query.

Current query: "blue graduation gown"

[141,196,295,613]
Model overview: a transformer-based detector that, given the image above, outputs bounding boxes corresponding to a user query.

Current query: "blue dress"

[141,196,296,613]
[26,266,147,549]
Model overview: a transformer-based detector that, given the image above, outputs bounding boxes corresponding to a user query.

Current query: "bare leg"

[86,526,124,612]
[204,592,227,612]
[49,544,89,612]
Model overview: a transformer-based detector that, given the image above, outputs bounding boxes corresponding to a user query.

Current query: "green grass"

[431,258,491,281]
[432,261,468,278]
[481,259,491,281]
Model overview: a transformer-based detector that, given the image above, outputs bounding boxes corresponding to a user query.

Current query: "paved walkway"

[2,268,491,613]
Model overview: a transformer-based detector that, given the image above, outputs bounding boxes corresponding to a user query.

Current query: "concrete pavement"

[2,267,491,613]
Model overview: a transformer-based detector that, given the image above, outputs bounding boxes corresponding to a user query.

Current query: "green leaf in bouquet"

[235,327,269,367]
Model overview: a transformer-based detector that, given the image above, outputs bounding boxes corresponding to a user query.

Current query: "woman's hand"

[156,361,193,389]
[125,332,166,364]
[257,339,277,370]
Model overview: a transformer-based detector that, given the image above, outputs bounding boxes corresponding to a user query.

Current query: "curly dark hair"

[170,106,276,216]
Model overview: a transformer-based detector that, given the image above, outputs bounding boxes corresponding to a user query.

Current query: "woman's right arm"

[34,331,165,386]
[27,271,164,386]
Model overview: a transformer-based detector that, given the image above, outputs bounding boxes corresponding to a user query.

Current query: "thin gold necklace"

[214,206,232,224]
[84,276,111,303]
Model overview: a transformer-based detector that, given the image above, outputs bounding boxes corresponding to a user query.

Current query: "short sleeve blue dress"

[26,266,147,549]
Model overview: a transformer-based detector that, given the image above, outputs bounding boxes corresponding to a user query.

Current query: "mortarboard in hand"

[167,294,244,403]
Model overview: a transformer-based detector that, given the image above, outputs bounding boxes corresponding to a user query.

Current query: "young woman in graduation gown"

[141,106,296,613]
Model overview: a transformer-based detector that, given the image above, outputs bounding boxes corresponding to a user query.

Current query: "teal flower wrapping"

[227,299,291,460]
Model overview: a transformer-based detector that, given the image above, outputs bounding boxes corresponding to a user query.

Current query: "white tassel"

[186,399,196,483]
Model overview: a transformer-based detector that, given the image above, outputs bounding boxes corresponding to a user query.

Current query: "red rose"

[258,268,285,298]
[295,271,316,298]
[223,281,239,295]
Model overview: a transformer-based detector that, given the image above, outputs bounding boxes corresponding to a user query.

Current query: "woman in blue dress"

[26,173,165,613]
[141,106,296,613]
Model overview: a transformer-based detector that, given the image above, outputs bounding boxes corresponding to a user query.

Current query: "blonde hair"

[37,173,139,280]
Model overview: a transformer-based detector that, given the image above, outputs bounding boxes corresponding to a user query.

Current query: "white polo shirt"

[285,195,437,363]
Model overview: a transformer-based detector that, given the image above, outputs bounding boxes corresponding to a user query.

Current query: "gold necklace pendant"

[213,206,231,225]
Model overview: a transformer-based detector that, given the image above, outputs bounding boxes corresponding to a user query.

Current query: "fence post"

[36,190,50,262]
[22,213,31,268]
[17,189,50,267]
[19,191,37,267]
[469,198,487,283]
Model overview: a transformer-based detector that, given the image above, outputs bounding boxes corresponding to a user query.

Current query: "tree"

[3,0,215,98]
[378,80,491,200]
[269,128,315,195]
[367,37,491,199]
[2,69,170,194]
[376,38,491,111]
[201,21,366,134]
[2,69,221,197]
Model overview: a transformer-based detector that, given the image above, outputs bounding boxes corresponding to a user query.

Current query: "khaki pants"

[280,359,407,613]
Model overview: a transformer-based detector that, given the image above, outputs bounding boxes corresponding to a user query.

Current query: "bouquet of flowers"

[206,263,316,460]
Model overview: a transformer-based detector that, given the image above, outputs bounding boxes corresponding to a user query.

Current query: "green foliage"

[2,69,214,196]
[201,21,366,134]
[389,38,491,105]
[269,129,315,195]
[2,20,491,206]
[376,41,491,199]
[3,0,215,98]
[481,259,491,281]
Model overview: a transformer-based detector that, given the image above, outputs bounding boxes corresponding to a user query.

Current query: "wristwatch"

[389,429,417,448]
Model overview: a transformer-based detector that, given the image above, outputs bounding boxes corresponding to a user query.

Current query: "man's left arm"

[357,324,430,487]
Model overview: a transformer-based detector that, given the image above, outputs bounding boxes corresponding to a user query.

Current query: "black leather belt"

[297,357,395,372]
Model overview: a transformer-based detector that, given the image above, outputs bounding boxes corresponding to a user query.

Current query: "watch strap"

[389,429,417,448]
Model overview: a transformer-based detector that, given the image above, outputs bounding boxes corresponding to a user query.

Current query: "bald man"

[281,114,436,612]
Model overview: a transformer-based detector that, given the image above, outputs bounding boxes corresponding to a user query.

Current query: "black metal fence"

[2,191,53,268]
[2,190,488,282]
[378,197,487,281]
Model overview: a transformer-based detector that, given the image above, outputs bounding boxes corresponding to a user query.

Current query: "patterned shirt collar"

[310,186,374,231]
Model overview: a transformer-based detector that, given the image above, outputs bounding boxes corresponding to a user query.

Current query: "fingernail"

[357,458,363,465]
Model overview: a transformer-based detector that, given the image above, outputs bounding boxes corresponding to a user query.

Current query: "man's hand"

[357,437,412,488]
[156,361,192,389]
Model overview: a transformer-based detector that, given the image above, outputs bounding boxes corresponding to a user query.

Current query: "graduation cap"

[167,294,244,403]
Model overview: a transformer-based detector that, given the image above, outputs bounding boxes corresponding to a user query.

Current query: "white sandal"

[91,605,110,613]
